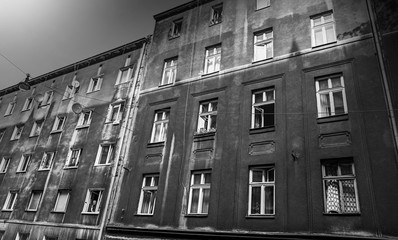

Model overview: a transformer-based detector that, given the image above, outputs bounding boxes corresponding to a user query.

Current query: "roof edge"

[153,0,215,21]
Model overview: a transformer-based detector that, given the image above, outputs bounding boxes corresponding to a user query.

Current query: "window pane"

[190,189,200,213]
[340,163,353,176]
[99,146,110,164]
[254,44,267,61]
[325,25,336,43]
[29,193,41,209]
[341,180,358,213]
[251,187,261,214]
[331,77,342,88]
[141,190,155,214]
[254,93,263,103]
[264,186,274,214]
[263,103,274,127]
[252,170,263,182]
[325,180,341,213]
[153,124,162,142]
[324,163,338,176]
[333,91,345,115]
[193,174,201,185]
[313,17,322,26]
[266,42,273,58]
[314,28,324,45]
[201,189,210,214]
[204,173,211,184]
[55,192,68,211]
[161,122,168,141]
[267,169,275,182]
[319,93,331,117]
[209,115,217,129]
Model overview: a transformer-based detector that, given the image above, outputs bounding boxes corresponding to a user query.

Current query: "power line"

[0,51,28,76]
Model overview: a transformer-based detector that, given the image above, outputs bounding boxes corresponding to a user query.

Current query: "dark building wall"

[108,0,398,239]
[0,40,146,239]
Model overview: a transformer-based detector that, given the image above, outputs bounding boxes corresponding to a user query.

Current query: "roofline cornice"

[153,0,215,21]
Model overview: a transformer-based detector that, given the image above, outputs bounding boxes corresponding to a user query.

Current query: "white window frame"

[41,91,53,106]
[62,85,79,100]
[30,120,44,137]
[95,144,114,166]
[82,189,103,214]
[253,30,273,62]
[0,157,10,173]
[17,155,31,173]
[187,171,211,215]
[39,152,55,170]
[204,45,221,74]
[248,167,275,216]
[53,190,70,213]
[150,110,169,143]
[106,103,124,124]
[311,11,336,47]
[53,190,70,212]
[26,191,42,211]
[210,4,223,25]
[77,111,92,128]
[3,191,17,210]
[161,57,178,86]
[15,232,29,240]
[196,100,218,134]
[251,88,275,129]
[11,125,24,140]
[169,19,182,39]
[137,174,159,215]
[115,67,133,85]
[322,161,360,214]
[87,76,103,93]
[52,116,66,132]
[315,75,348,118]
[5,102,16,116]
[256,0,270,10]
[22,98,33,111]
[65,149,81,168]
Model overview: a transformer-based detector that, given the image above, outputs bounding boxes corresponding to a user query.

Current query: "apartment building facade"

[0,38,147,240]
[105,0,398,239]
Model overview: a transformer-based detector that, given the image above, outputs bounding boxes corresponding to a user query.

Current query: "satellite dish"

[71,80,80,88]
[72,103,83,114]
[33,94,44,103]
[18,81,31,91]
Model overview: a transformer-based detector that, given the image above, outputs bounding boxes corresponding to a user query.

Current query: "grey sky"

[0,0,189,90]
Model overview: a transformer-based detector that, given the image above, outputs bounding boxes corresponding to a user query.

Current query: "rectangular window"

[210,4,223,25]
[17,155,31,172]
[169,19,182,39]
[22,98,33,111]
[11,125,24,140]
[53,190,69,212]
[106,103,124,124]
[188,171,211,214]
[257,0,270,10]
[150,110,169,143]
[63,84,79,100]
[30,120,43,137]
[95,144,114,165]
[41,91,53,106]
[137,174,159,215]
[311,12,336,47]
[315,74,347,118]
[322,160,359,214]
[204,45,221,74]
[0,157,10,173]
[248,167,275,215]
[3,191,17,210]
[116,68,132,85]
[52,116,66,132]
[87,77,102,93]
[15,232,29,240]
[251,88,275,129]
[77,111,92,127]
[26,191,42,211]
[254,29,273,62]
[161,57,178,86]
[82,189,103,213]
[5,102,16,116]
[65,149,81,168]
[39,152,55,170]
[197,100,217,134]
[43,236,58,240]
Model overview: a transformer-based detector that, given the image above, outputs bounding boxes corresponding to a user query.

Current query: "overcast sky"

[0,0,189,90]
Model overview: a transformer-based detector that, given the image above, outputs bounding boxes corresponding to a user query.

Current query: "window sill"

[10,138,20,141]
[317,114,348,124]
[168,35,181,40]
[81,212,99,215]
[147,141,165,148]
[201,71,219,77]
[249,126,275,135]
[323,212,360,216]
[0,172,6,174]
[94,163,111,167]
[135,213,154,217]
[115,81,130,86]
[185,214,208,218]
[29,135,39,138]
[50,130,63,134]
[38,168,50,172]
[4,114,12,117]
[25,209,37,212]
[86,89,101,94]
[252,57,273,64]
[39,104,50,108]
[105,121,120,125]
[1,209,13,212]
[16,171,27,173]
[312,41,337,49]
[209,21,222,27]
[51,211,66,214]
[255,6,270,11]
[246,215,275,219]
[76,125,90,130]
[21,109,31,112]
[193,131,216,140]
[158,83,174,88]
[64,166,78,170]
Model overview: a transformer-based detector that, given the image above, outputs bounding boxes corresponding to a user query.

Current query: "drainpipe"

[366,0,398,159]
[98,38,148,240]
